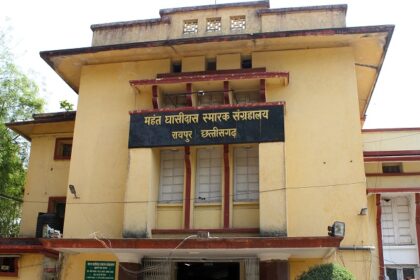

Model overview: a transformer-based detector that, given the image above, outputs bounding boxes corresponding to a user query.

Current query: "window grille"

[183,19,198,34]
[230,16,246,31]
[196,147,222,202]
[206,18,221,32]
[159,150,184,203]
[234,146,259,201]
[198,92,224,106]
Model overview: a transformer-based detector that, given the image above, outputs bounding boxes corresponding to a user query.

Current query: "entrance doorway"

[177,262,240,280]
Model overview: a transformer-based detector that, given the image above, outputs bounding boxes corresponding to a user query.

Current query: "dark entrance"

[177,262,240,280]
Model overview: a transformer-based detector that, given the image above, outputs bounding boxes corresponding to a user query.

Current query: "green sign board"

[85,261,116,280]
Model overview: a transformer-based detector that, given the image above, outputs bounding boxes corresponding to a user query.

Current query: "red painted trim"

[223,144,230,228]
[362,127,420,133]
[54,138,72,160]
[41,236,343,250]
[186,83,193,107]
[157,68,267,78]
[364,150,420,157]
[184,147,191,229]
[0,238,59,258]
[152,85,158,109]
[376,194,385,280]
[130,101,285,114]
[130,71,289,86]
[47,196,66,213]
[259,79,266,102]
[415,193,420,265]
[152,228,259,235]
[367,187,420,194]
[364,156,420,162]
[223,81,229,104]
[366,172,420,177]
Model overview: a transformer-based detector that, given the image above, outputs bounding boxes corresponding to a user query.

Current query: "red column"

[223,144,230,228]
[152,85,158,109]
[223,81,230,104]
[376,194,385,280]
[186,83,193,107]
[184,147,191,229]
[259,79,266,102]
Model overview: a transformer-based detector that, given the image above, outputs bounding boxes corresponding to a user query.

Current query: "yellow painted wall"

[216,53,240,70]
[182,56,205,72]
[254,47,368,243]
[232,203,259,228]
[363,130,420,151]
[20,134,71,237]
[64,59,170,238]
[259,142,286,234]
[261,10,346,32]
[0,254,43,280]
[61,253,119,280]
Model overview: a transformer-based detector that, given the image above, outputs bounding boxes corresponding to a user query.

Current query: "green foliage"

[297,263,356,280]
[59,99,74,112]
[0,28,44,237]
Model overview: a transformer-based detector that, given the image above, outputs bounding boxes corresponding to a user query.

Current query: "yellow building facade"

[2,1,409,279]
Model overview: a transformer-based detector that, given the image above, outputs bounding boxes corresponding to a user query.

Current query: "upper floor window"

[381,196,413,245]
[172,61,182,73]
[382,163,403,174]
[159,149,184,203]
[196,147,222,203]
[234,146,259,201]
[386,267,418,280]
[183,19,198,34]
[54,138,72,160]
[162,93,189,108]
[234,91,260,104]
[198,91,224,106]
[206,18,221,32]
[0,257,18,277]
[230,16,246,31]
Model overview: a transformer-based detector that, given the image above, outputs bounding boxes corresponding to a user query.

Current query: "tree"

[0,29,44,237]
[59,99,74,111]
[297,263,356,280]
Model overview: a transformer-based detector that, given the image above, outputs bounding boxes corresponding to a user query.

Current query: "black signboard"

[129,103,284,148]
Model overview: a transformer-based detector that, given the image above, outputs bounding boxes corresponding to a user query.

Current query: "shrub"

[297,263,355,280]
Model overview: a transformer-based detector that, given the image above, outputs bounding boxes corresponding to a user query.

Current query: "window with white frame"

[381,196,413,245]
[385,266,418,280]
[159,149,184,203]
[196,147,222,202]
[234,146,259,201]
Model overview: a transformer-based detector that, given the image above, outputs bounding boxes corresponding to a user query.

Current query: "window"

[230,16,246,31]
[234,91,260,104]
[198,91,224,106]
[159,150,184,203]
[234,146,259,201]
[162,93,189,108]
[196,147,222,202]
[183,19,198,34]
[206,18,221,32]
[383,163,403,173]
[241,57,252,69]
[0,257,18,276]
[381,196,413,245]
[386,267,417,280]
[54,138,72,160]
[206,59,216,71]
[172,61,182,73]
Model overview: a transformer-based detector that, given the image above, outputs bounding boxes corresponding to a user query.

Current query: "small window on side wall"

[54,138,72,160]
[0,257,18,277]
[382,163,402,174]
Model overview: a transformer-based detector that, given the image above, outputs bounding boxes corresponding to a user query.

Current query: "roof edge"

[257,4,347,16]
[159,0,270,16]
[91,17,170,31]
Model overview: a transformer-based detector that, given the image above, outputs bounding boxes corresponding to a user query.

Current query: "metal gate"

[142,258,171,280]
